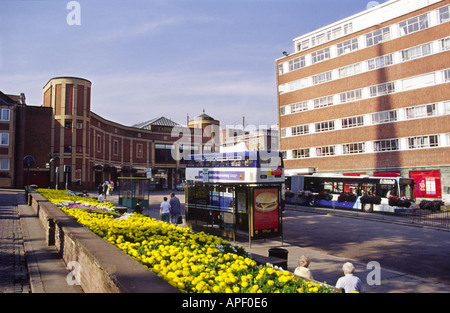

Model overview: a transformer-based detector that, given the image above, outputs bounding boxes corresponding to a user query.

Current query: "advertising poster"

[253,188,280,238]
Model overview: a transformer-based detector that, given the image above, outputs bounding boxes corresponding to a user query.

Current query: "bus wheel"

[362,203,373,213]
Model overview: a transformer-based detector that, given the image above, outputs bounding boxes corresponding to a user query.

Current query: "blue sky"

[0,0,386,128]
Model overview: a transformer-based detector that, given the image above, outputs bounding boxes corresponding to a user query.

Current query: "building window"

[288,78,308,92]
[0,159,9,170]
[278,64,284,75]
[0,109,10,121]
[439,6,449,24]
[373,139,399,152]
[290,101,308,113]
[366,27,390,47]
[315,120,335,133]
[408,135,439,149]
[155,144,175,163]
[0,133,9,145]
[313,71,332,85]
[369,82,395,97]
[136,144,144,158]
[316,146,335,157]
[340,89,362,103]
[292,148,310,159]
[341,116,364,129]
[113,140,119,155]
[311,47,330,64]
[405,104,436,119]
[337,38,358,56]
[289,56,305,71]
[367,54,393,70]
[291,125,309,136]
[65,121,72,129]
[338,63,361,78]
[280,106,286,116]
[96,135,101,152]
[343,142,365,154]
[76,122,83,129]
[401,43,432,61]
[440,37,450,51]
[444,69,450,82]
[314,96,334,109]
[372,110,397,124]
[398,13,429,36]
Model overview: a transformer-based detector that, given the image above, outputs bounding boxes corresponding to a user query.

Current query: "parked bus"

[286,174,415,213]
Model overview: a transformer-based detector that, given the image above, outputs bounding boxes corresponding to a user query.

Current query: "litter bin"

[268,247,288,270]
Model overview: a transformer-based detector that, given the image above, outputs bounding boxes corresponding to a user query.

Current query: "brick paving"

[0,190,29,293]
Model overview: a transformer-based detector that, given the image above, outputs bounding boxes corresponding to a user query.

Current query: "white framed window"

[0,109,10,121]
[405,104,436,119]
[401,43,432,61]
[369,82,395,97]
[439,6,449,24]
[292,148,310,159]
[343,142,365,154]
[290,101,308,113]
[366,27,390,47]
[337,38,358,56]
[280,106,286,116]
[311,47,330,64]
[399,13,429,36]
[314,96,334,109]
[373,139,399,152]
[313,71,332,85]
[440,37,450,51]
[0,159,9,171]
[315,120,335,133]
[0,133,9,146]
[340,89,362,103]
[338,63,361,78]
[408,135,439,149]
[341,116,364,129]
[316,146,335,157]
[444,69,450,82]
[291,125,309,136]
[372,110,397,124]
[367,54,393,70]
[289,56,305,71]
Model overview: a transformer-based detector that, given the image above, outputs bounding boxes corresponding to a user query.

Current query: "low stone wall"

[27,190,179,293]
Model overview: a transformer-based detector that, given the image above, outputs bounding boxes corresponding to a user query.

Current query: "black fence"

[286,201,450,229]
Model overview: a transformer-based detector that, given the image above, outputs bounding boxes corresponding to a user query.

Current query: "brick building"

[4,76,215,190]
[276,0,450,201]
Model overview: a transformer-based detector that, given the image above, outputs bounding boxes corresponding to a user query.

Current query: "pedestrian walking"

[160,197,171,224]
[335,262,362,293]
[134,200,143,214]
[169,193,181,224]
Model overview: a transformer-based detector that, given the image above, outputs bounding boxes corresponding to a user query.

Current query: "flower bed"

[36,189,335,294]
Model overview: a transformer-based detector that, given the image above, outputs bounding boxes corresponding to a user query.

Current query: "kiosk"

[184,151,284,247]
[118,177,150,210]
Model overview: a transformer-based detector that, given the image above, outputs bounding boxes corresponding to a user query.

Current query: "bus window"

[381,184,397,198]
[344,182,358,195]
[204,158,215,167]
[186,159,196,167]
[361,183,376,196]
[217,157,228,167]
[243,156,254,167]
[322,181,344,194]
[229,157,242,167]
